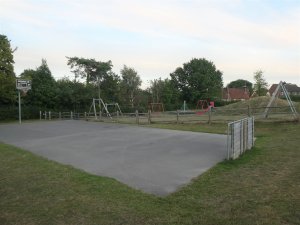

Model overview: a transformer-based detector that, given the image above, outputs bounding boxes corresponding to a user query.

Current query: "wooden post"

[148,110,151,124]
[247,105,250,117]
[135,110,139,125]
[208,107,212,125]
[39,111,42,120]
[49,111,51,120]
[176,110,179,124]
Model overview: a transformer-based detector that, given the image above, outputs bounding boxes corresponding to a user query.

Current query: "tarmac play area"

[0,120,227,195]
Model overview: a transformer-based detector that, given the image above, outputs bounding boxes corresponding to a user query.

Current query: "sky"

[0,0,299,88]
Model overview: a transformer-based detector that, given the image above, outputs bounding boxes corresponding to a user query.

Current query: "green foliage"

[0,73,16,105]
[0,34,16,105]
[227,79,253,94]
[149,78,180,110]
[120,65,142,108]
[0,34,15,77]
[21,59,57,109]
[253,70,268,96]
[170,58,223,104]
[56,78,93,111]
[67,57,112,84]
[289,95,300,102]
[100,71,121,103]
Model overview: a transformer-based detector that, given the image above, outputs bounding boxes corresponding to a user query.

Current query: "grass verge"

[0,122,299,224]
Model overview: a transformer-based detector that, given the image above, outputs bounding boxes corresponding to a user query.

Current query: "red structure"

[196,100,214,115]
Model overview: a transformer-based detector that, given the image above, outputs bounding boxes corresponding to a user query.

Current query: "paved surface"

[0,120,227,195]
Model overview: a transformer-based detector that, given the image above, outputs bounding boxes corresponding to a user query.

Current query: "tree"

[120,65,142,108]
[100,71,121,103]
[67,57,112,85]
[149,78,165,103]
[149,78,180,110]
[20,59,57,108]
[253,70,268,96]
[170,58,223,104]
[0,34,16,105]
[227,79,253,94]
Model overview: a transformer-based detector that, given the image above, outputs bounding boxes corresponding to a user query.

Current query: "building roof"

[269,83,300,95]
[222,88,250,100]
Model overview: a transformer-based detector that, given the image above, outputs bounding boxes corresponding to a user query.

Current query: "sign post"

[16,79,31,124]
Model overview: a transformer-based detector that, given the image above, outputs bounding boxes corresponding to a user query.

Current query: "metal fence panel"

[227,117,254,160]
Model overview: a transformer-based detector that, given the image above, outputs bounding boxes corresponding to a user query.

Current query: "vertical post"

[49,111,51,120]
[71,111,73,120]
[18,90,21,124]
[183,100,186,112]
[84,112,87,120]
[116,110,119,122]
[227,123,230,160]
[40,111,42,120]
[93,99,97,120]
[135,110,139,125]
[44,111,47,120]
[59,112,61,119]
[148,110,151,124]
[208,107,211,125]
[176,110,179,124]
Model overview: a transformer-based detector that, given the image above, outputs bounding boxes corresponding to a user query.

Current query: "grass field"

[0,122,299,225]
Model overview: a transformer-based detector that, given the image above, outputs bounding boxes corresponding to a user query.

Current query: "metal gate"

[227,117,254,159]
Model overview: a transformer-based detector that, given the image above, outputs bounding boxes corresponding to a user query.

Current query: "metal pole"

[18,90,21,124]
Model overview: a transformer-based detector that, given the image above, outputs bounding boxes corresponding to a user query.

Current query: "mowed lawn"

[0,122,299,225]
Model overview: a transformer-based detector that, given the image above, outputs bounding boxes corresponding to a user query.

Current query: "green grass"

[0,122,300,224]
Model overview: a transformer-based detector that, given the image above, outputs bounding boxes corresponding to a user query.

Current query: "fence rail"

[2,105,297,124]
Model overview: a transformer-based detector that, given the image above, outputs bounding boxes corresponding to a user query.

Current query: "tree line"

[0,34,268,119]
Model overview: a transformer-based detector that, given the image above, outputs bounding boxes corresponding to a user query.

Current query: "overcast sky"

[1,0,299,88]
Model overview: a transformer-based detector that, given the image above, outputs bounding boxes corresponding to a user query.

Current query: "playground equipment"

[105,103,122,116]
[196,100,209,110]
[196,100,214,115]
[149,103,164,112]
[263,81,298,118]
[180,100,189,112]
[88,98,111,120]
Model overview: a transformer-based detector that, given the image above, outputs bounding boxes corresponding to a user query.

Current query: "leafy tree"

[170,58,223,104]
[227,79,253,94]
[149,78,180,110]
[253,70,268,96]
[20,59,57,109]
[100,71,121,103]
[56,78,93,111]
[0,34,16,105]
[67,57,112,85]
[120,65,142,108]
[149,78,165,103]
